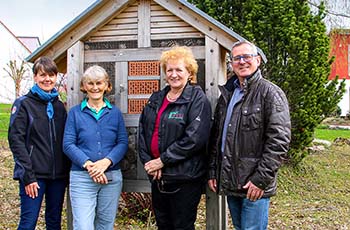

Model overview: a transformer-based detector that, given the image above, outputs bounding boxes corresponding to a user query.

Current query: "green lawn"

[0,104,11,140]
[314,128,350,142]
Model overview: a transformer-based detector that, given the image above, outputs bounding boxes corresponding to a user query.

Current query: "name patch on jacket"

[168,111,184,120]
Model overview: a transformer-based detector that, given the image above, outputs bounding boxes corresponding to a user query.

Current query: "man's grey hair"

[230,40,258,59]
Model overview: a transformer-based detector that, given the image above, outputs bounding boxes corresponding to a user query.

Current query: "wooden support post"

[66,41,84,109]
[66,41,84,230]
[206,187,228,230]
[138,0,151,48]
[205,35,229,229]
[205,36,227,112]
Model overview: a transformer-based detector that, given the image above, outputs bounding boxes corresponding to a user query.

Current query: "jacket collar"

[219,69,262,102]
[223,69,262,92]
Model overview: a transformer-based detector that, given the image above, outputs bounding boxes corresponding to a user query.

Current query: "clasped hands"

[85,158,112,184]
[144,158,164,180]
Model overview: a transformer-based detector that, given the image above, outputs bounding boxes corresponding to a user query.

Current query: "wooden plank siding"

[88,0,203,42]
[150,1,203,40]
[153,0,237,50]
[88,2,139,42]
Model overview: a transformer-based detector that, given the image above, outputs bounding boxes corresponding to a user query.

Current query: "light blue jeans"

[69,170,122,230]
[227,196,270,230]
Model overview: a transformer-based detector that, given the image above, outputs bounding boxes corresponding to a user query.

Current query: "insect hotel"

[27,0,266,229]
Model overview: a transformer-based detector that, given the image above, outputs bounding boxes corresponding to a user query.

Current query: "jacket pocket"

[241,104,262,131]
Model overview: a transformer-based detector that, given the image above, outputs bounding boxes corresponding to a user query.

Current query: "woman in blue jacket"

[63,65,128,230]
[8,56,70,230]
[138,46,212,230]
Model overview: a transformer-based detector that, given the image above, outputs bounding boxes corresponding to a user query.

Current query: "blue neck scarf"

[30,84,59,120]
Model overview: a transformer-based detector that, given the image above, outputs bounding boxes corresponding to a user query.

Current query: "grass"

[0,104,11,140]
[314,128,350,142]
[269,144,350,229]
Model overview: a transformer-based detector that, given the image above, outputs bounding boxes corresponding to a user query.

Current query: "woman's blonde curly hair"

[160,46,198,84]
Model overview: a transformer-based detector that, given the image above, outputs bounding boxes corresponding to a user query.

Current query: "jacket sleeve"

[138,105,153,165]
[160,90,212,165]
[105,108,128,166]
[63,107,90,168]
[8,99,36,185]
[250,86,291,189]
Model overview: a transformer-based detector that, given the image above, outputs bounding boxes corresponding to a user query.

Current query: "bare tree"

[309,0,350,31]
[3,59,28,98]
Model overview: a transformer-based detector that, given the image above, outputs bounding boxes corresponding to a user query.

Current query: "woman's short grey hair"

[79,65,113,94]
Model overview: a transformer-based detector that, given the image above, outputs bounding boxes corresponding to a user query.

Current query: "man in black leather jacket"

[208,41,291,230]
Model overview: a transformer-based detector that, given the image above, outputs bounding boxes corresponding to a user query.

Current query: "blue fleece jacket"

[63,102,128,171]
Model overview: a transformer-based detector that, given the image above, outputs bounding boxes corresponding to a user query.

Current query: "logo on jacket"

[168,111,184,120]
[11,106,17,114]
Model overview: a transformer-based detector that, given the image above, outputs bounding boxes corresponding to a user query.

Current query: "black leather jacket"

[208,70,291,197]
[138,83,212,182]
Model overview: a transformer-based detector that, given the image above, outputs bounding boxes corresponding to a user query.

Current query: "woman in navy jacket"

[8,56,70,230]
[138,46,211,230]
[63,65,128,230]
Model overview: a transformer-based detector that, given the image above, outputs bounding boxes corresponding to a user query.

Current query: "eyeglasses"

[231,54,258,63]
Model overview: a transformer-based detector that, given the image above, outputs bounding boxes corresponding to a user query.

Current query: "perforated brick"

[128,80,159,95]
[128,61,160,76]
[128,99,148,114]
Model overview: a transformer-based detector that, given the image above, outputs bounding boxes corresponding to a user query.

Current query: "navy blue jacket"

[138,84,212,182]
[8,91,70,185]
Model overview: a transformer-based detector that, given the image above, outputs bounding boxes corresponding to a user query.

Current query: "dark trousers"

[151,179,204,230]
[18,178,68,230]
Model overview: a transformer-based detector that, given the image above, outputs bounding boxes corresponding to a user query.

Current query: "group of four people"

[8,41,290,230]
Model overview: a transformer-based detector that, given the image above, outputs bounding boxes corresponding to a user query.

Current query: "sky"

[0,0,96,44]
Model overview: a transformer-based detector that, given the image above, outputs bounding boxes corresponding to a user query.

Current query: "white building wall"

[0,23,33,104]
[338,79,350,117]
